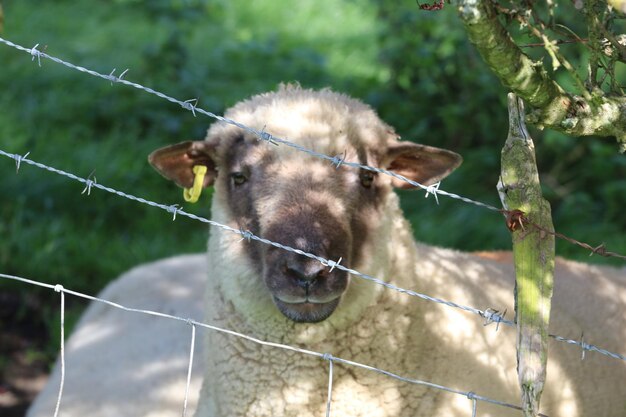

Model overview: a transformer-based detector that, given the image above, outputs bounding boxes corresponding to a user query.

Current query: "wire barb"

[258,127,278,146]
[82,171,97,196]
[168,204,181,221]
[424,181,441,205]
[30,43,43,66]
[13,151,30,173]
[589,243,607,257]
[238,229,254,243]
[107,68,129,85]
[330,150,347,169]
[181,99,198,117]
[482,308,507,331]
[82,179,96,195]
[580,333,590,360]
[323,257,343,273]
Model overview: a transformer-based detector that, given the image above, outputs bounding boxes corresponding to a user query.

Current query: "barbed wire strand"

[0,35,499,212]
[0,272,547,416]
[182,322,196,417]
[0,148,509,323]
[1,149,624,363]
[3,36,623,257]
[531,221,626,261]
[5,36,623,261]
[502,210,626,261]
[0,33,622,414]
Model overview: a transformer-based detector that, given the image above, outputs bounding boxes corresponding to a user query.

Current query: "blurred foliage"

[498,0,626,97]
[0,0,382,358]
[371,1,626,260]
[0,0,381,296]
[0,0,624,357]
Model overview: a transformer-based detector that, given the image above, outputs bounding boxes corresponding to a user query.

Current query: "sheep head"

[149,86,461,323]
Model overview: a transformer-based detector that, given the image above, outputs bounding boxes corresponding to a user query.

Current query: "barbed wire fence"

[1,148,624,364]
[1,272,542,417]
[3,35,625,264]
[0,35,625,416]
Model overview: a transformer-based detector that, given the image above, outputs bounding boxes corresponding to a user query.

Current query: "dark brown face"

[148,88,463,324]
[215,134,385,323]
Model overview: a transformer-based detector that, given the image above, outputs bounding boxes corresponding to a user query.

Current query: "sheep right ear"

[148,141,217,189]
[384,141,462,189]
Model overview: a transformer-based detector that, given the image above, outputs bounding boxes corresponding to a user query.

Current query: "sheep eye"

[231,172,248,186]
[360,170,375,188]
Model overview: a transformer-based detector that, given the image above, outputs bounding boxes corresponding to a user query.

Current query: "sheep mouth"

[272,296,341,323]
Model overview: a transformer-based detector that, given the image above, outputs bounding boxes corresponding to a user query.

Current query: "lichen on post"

[497,93,555,417]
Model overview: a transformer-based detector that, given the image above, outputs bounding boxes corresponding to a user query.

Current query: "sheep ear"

[384,141,462,189]
[148,141,217,189]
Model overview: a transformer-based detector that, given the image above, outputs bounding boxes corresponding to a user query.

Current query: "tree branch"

[457,0,626,152]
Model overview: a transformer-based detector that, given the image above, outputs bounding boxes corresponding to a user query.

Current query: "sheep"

[28,85,626,417]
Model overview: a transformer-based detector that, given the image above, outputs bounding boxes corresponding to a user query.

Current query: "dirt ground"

[0,291,50,417]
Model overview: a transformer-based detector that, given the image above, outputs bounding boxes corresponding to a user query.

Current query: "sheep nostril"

[315,268,329,280]
[284,261,327,288]
[286,266,313,286]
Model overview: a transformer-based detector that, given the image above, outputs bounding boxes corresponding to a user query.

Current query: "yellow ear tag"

[183,165,208,203]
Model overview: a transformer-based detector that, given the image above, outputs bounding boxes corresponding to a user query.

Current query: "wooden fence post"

[498,93,555,417]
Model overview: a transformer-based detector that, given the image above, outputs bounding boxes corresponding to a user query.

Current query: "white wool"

[28,88,626,417]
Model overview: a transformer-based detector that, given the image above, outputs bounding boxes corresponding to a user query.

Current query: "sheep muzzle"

[261,216,351,323]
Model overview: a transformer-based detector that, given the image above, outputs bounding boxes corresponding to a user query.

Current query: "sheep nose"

[285,258,328,289]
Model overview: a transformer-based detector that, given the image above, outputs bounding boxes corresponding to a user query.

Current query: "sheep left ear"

[384,141,462,189]
[148,140,217,189]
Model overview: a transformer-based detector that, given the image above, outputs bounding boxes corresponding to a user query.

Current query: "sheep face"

[149,86,462,323]
[219,135,356,322]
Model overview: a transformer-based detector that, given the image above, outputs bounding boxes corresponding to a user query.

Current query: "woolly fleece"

[28,87,626,417]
